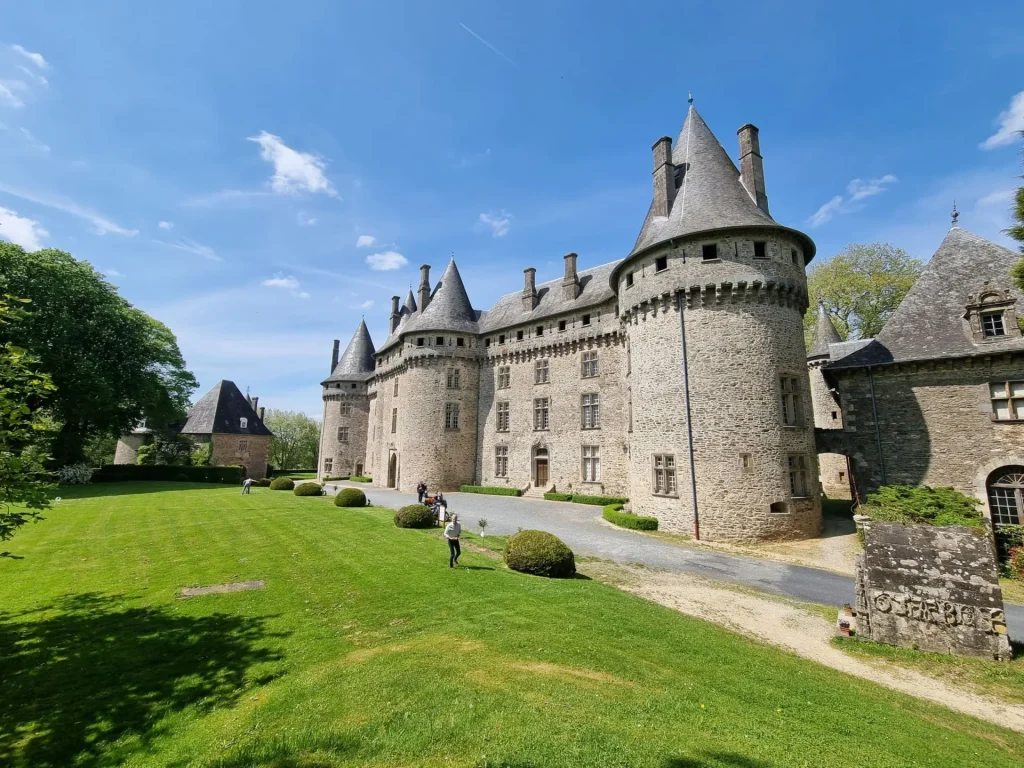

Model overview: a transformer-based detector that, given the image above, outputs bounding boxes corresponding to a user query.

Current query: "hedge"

[269,477,295,491]
[323,475,349,481]
[294,482,323,497]
[543,492,573,501]
[460,485,522,497]
[349,476,372,483]
[334,488,367,507]
[568,494,630,506]
[92,464,245,484]
[602,503,658,531]
[858,485,984,528]
[395,504,435,528]
[269,468,316,477]
[504,530,576,578]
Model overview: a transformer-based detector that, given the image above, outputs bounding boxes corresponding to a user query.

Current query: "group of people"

[417,481,461,568]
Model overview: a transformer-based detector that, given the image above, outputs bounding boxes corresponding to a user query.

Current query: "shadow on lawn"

[0,592,285,768]
[57,481,248,499]
[664,753,770,767]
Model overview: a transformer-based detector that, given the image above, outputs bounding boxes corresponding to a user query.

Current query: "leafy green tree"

[264,409,320,470]
[82,433,118,467]
[0,244,197,464]
[1006,131,1024,291]
[0,295,57,544]
[804,242,923,347]
[135,433,194,466]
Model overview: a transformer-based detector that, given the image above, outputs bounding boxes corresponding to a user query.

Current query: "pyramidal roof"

[629,105,814,259]
[402,289,417,313]
[828,227,1024,368]
[402,258,480,335]
[808,302,843,358]
[325,320,376,383]
[180,380,272,436]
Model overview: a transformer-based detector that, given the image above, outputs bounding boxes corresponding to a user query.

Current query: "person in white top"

[443,513,461,568]
[241,477,253,495]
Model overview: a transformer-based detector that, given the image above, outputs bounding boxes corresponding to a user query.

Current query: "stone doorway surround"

[387,452,399,488]
[533,447,549,488]
[975,455,1024,524]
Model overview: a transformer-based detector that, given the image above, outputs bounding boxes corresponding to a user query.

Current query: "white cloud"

[809,196,844,227]
[247,131,337,197]
[360,299,374,309]
[365,250,408,271]
[159,238,221,262]
[981,91,1024,150]
[11,44,49,70]
[158,220,174,230]
[0,80,26,108]
[0,183,137,236]
[104,269,122,278]
[296,291,310,299]
[356,234,376,248]
[0,205,48,250]
[20,127,50,153]
[977,189,1015,208]
[478,210,513,237]
[297,211,317,226]
[808,175,898,228]
[181,188,272,207]
[16,65,47,87]
[846,174,897,202]
[262,274,300,289]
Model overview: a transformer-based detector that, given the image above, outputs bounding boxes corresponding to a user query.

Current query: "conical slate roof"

[402,289,417,313]
[324,320,376,383]
[404,258,480,335]
[808,302,843,358]
[180,380,272,436]
[828,227,1024,368]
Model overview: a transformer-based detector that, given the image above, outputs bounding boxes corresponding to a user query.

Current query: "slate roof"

[379,259,483,351]
[324,320,376,383]
[627,105,815,260]
[402,289,417,313]
[808,302,843,359]
[827,227,1024,369]
[180,380,273,436]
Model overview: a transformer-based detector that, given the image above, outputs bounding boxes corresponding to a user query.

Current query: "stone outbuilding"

[178,380,273,479]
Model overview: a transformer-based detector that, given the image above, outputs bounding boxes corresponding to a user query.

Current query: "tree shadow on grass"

[57,481,244,500]
[0,592,286,768]
[664,752,771,767]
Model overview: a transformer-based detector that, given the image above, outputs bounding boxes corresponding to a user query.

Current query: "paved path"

[329,483,1024,638]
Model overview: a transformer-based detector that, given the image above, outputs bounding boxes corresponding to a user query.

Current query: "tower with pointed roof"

[807,303,851,499]
[319,319,376,479]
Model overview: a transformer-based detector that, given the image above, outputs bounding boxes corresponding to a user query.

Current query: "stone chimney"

[251,396,259,412]
[651,136,675,218]
[522,267,538,311]
[330,339,340,372]
[562,253,580,301]
[418,265,431,311]
[390,296,401,333]
[258,407,265,422]
[737,124,769,214]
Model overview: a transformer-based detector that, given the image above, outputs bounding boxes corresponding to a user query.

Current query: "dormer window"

[240,417,248,429]
[982,312,1006,338]
[964,287,1020,344]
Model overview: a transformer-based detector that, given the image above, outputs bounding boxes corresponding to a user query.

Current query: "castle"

[318,101,823,542]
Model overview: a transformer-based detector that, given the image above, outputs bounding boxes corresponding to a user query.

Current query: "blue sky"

[2,1,1022,417]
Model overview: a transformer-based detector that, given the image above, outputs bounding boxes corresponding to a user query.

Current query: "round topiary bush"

[334,487,367,507]
[394,503,434,528]
[269,477,295,491]
[255,478,272,487]
[504,530,576,578]
[294,482,323,497]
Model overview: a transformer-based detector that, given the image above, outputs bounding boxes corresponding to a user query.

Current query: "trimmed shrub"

[92,464,245,484]
[504,530,576,578]
[460,485,522,497]
[544,492,573,502]
[858,485,984,528]
[349,475,372,483]
[269,477,295,491]
[294,482,323,497]
[56,463,94,485]
[1008,546,1024,581]
[394,503,434,528]
[571,494,629,506]
[255,478,272,487]
[334,488,367,508]
[323,475,349,481]
[602,503,658,531]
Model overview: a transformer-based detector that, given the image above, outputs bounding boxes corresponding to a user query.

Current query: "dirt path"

[586,563,1024,733]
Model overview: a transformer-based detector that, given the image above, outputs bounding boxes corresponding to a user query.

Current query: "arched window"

[987,466,1024,525]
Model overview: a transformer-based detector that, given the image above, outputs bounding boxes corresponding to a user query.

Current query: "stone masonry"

[209,433,270,480]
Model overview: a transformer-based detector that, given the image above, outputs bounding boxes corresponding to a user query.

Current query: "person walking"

[241,477,253,495]
[417,481,427,504]
[443,513,461,568]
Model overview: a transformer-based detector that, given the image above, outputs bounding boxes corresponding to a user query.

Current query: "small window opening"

[625,272,634,288]
[485,338,491,347]
[791,248,799,265]
[982,312,1006,338]
[831,410,838,421]
[582,314,591,327]
[673,165,685,190]
[739,453,751,471]
[753,241,767,260]
[499,334,506,344]
[558,320,567,332]
[838,471,846,482]
[655,255,668,272]
[416,337,425,347]
[702,243,718,261]
[457,337,465,347]
[436,336,445,346]
[769,501,788,514]
[536,325,544,336]
[517,330,524,341]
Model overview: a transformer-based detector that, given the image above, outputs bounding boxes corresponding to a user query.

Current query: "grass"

[1,484,1022,767]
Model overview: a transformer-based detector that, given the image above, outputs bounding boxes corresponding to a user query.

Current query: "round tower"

[319,320,375,480]
[613,106,822,541]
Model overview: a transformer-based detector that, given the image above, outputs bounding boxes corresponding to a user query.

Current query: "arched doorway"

[387,453,398,488]
[987,466,1024,525]
[533,447,549,488]
[355,462,363,477]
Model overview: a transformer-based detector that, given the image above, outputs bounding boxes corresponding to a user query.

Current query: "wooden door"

[535,460,548,487]
[388,454,398,488]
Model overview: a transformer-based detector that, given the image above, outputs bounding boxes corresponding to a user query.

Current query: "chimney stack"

[258,406,265,422]
[651,136,675,218]
[737,124,769,214]
[418,264,431,311]
[330,339,340,372]
[251,396,259,412]
[390,296,401,333]
[562,253,580,301]
[522,267,538,311]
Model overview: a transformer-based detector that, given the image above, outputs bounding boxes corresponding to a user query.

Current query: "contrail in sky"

[459,23,521,70]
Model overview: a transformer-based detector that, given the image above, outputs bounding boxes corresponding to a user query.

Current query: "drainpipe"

[676,291,700,540]
[866,366,886,486]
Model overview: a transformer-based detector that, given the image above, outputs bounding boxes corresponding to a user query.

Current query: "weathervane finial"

[688,91,693,105]
[951,200,959,228]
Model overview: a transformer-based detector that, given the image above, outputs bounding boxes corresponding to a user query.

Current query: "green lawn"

[1,484,1022,768]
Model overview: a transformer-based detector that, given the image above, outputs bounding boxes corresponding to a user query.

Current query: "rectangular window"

[582,313,591,326]
[323,458,333,474]
[436,336,445,346]
[740,453,752,472]
[394,380,399,396]
[753,241,767,259]
[534,397,550,430]
[535,358,549,384]
[581,393,600,429]
[516,330,524,341]
[445,402,460,430]
[416,337,425,347]
[536,325,544,336]
[446,368,461,389]
[582,445,601,482]
[655,255,668,272]
[780,376,803,426]
[990,381,1024,420]
[702,243,718,261]
[337,427,349,443]
[625,272,634,288]
[340,403,351,417]
[990,486,1022,525]
[497,366,511,389]
[653,454,677,496]
[499,334,506,344]
[558,320,567,332]
[238,439,248,454]
[391,408,398,433]
[495,446,509,477]
[485,337,491,347]
[496,401,510,431]
[582,350,599,378]
[982,312,1006,338]
[457,337,465,347]
[789,455,810,497]
[791,248,799,265]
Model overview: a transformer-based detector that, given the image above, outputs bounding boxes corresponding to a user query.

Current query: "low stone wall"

[854,516,1011,660]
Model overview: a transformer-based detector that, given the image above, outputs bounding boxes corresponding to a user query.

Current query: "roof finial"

[951,200,959,228]
[688,91,693,105]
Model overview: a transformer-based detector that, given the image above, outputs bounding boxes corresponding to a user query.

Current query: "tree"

[804,242,923,347]
[1007,131,1024,290]
[135,432,194,466]
[0,244,197,464]
[263,409,320,470]
[0,294,57,544]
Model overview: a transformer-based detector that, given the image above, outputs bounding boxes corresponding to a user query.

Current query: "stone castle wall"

[319,382,370,479]
[210,433,269,479]
[809,358,851,499]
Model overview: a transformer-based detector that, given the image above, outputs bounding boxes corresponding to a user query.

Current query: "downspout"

[317,392,328,481]
[866,366,886,486]
[676,291,700,540]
